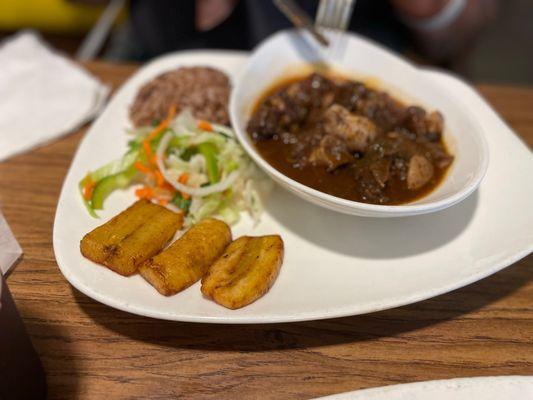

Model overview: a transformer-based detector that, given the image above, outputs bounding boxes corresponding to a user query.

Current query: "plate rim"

[314,375,533,399]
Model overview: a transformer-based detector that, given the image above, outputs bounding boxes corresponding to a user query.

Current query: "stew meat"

[247,73,454,205]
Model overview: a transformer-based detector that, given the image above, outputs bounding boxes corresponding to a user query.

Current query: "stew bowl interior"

[230,30,489,217]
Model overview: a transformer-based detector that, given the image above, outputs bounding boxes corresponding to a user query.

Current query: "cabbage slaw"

[79,109,271,226]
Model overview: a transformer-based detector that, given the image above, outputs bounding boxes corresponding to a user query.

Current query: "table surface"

[1,62,532,400]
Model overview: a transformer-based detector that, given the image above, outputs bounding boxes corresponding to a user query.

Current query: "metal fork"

[274,0,329,46]
[316,0,356,30]
[315,0,356,59]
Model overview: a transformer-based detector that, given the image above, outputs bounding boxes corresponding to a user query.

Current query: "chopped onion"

[211,123,235,138]
[156,132,239,197]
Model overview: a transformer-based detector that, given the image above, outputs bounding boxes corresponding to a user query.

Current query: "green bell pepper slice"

[198,142,219,183]
[78,174,98,218]
[91,166,137,210]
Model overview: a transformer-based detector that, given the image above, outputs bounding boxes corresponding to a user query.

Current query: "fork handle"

[274,0,330,46]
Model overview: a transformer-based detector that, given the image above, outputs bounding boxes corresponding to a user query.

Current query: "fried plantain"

[80,200,159,264]
[80,200,183,276]
[139,218,232,296]
[201,235,284,309]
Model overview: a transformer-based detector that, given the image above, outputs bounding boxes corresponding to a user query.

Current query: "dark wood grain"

[0,62,531,400]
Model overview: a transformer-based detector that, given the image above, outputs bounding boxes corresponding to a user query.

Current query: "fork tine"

[340,0,355,30]
[330,0,341,29]
[329,0,344,29]
[316,0,355,30]
[315,0,356,61]
[315,0,327,27]
[316,0,334,29]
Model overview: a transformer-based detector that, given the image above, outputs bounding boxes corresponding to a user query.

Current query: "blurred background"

[0,0,531,85]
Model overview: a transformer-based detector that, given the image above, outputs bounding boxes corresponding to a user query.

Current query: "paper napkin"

[0,30,110,162]
[0,210,22,276]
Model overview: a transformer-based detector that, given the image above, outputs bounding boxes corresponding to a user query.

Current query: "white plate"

[53,48,533,323]
[314,376,533,399]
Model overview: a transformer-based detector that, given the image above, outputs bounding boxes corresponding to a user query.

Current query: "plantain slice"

[80,200,183,276]
[80,200,159,264]
[201,235,284,309]
[139,218,232,296]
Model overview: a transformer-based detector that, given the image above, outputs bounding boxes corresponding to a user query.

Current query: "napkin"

[0,210,22,276]
[0,31,110,162]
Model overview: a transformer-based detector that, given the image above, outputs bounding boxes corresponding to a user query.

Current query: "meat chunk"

[403,106,427,136]
[352,165,390,204]
[425,141,454,169]
[286,73,334,106]
[323,104,378,152]
[334,80,368,111]
[407,155,434,190]
[309,134,352,171]
[403,107,445,142]
[248,73,337,141]
[426,111,444,135]
[370,158,391,188]
[355,90,406,131]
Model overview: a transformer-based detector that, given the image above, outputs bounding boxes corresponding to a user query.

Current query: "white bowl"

[230,30,489,217]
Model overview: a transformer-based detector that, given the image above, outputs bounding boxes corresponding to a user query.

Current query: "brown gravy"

[247,72,454,205]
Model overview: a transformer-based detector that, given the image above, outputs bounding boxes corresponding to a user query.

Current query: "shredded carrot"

[154,170,165,187]
[82,176,95,201]
[168,104,177,120]
[134,161,152,174]
[161,182,175,192]
[197,119,213,132]
[146,122,166,141]
[135,186,154,200]
[146,104,178,141]
[158,198,169,206]
[141,105,178,174]
[143,141,154,159]
[176,173,190,199]
[178,172,189,184]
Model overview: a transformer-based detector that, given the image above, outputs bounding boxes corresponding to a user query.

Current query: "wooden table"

[1,62,532,400]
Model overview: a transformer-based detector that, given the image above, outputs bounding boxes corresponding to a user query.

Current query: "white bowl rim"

[229,29,490,216]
